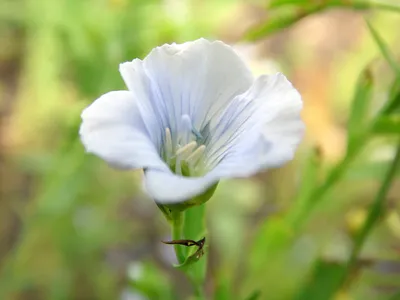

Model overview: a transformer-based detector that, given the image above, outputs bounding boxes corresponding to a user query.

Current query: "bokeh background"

[1,0,400,299]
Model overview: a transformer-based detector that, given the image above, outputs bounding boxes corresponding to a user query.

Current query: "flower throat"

[162,114,208,177]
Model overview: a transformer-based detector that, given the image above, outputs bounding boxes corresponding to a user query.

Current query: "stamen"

[165,127,173,161]
[175,158,182,175]
[186,145,206,165]
[176,141,197,159]
[180,115,192,145]
[163,121,208,176]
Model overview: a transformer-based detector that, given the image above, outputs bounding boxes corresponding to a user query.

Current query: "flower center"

[162,115,207,177]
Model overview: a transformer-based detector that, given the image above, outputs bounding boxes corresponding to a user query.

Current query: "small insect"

[162,237,206,249]
[162,237,206,262]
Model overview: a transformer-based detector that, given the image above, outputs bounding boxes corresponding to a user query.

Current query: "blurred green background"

[1,0,400,299]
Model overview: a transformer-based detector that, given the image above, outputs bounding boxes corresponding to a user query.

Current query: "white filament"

[164,124,206,176]
[164,127,173,161]
[186,145,206,165]
[176,141,197,159]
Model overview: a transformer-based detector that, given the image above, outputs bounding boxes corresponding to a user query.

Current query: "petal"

[256,74,304,168]
[207,73,304,177]
[143,169,218,204]
[80,91,165,169]
[119,39,254,140]
[144,73,303,203]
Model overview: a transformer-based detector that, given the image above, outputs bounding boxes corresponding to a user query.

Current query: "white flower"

[80,38,304,204]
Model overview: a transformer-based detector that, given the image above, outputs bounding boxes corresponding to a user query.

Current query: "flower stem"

[171,211,185,264]
[183,205,207,295]
[169,204,208,297]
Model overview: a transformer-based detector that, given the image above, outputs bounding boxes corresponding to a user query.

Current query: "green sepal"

[173,244,207,270]
[156,203,174,221]
[157,182,218,214]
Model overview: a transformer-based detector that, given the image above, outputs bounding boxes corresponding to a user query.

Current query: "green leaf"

[268,0,309,9]
[245,290,262,300]
[128,261,174,300]
[382,77,400,115]
[289,146,360,229]
[269,0,400,11]
[373,115,400,134]
[389,291,400,300]
[213,277,233,300]
[335,140,400,294]
[295,260,345,300]
[243,218,297,298]
[366,20,400,76]
[245,5,323,40]
[246,2,400,40]
[346,161,400,180]
[287,147,321,225]
[174,246,205,270]
[347,67,374,152]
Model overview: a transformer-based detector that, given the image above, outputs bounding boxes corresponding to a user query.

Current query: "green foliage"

[366,20,400,76]
[127,261,175,300]
[347,67,373,152]
[245,0,400,40]
[295,260,345,300]
[1,0,400,299]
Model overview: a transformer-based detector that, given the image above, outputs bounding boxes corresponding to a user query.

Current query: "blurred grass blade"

[338,139,400,290]
[245,290,261,300]
[287,147,321,225]
[366,20,400,75]
[347,67,374,152]
[346,160,400,180]
[245,5,322,40]
[355,141,400,243]
[128,262,175,300]
[269,0,400,11]
[268,0,309,8]
[390,290,400,300]
[382,77,400,114]
[295,260,345,300]
[214,278,233,300]
[244,218,296,298]
[269,0,344,9]
[247,2,400,41]
[373,116,400,134]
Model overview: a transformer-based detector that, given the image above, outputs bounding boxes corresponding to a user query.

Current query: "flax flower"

[80,39,304,204]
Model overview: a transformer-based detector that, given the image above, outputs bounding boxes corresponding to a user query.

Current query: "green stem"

[184,204,207,297]
[339,139,400,288]
[194,285,206,300]
[168,204,208,298]
[171,211,185,264]
[288,141,360,229]
[289,117,382,230]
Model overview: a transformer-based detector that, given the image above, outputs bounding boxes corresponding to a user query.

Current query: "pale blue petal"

[144,73,303,203]
[120,39,253,146]
[119,60,165,149]
[143,169,218,204]
[207,73,304,177]
[80,91,165,169]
